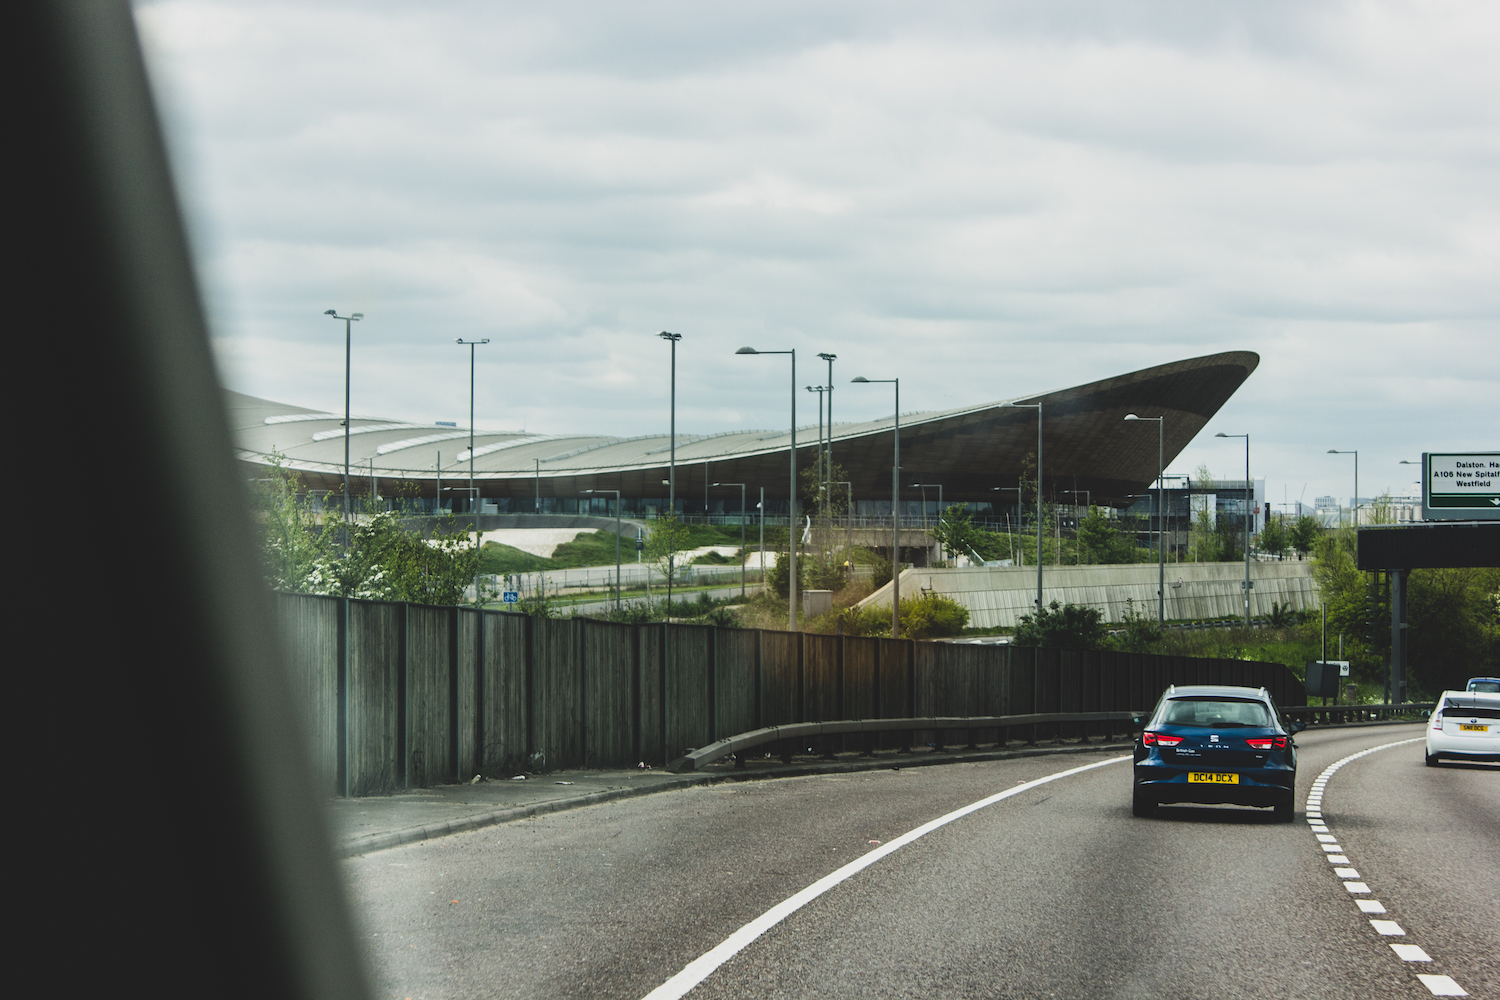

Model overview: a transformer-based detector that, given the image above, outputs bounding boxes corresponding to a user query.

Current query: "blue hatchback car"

[1132,684,1304,821]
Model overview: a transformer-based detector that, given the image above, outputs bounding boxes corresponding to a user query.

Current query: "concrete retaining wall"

[861,561,1318,628]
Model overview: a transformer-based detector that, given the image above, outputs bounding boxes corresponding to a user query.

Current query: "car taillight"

[1245,737,1287,750]
[1143,732,1182,747]
[1432,712,1443,730]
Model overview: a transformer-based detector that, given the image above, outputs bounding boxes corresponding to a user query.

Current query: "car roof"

[1161,685,1271,701]
[1441,690,1500,705]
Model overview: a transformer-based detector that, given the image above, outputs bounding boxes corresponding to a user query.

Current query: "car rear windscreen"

[1159,699,1272,728]
[1466,681,1500,693]
[1439,702,1500,719]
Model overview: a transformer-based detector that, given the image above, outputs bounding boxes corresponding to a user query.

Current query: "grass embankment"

[478,524,754,576]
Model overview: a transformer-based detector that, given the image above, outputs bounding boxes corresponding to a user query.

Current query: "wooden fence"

[273,593,1304,796]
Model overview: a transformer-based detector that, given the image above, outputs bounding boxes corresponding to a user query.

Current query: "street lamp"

[324,309,363,544]
[1220,432,1253,626]
[660,332,682,611]
[1062,490,1090,564]
[738,346,798,630]
[1126,415,1166,623]
[993,486,1023,566]
[817,352,837,518]
[582,489,622,611]
[713,482,747,597]
[1327,449,1358,527]
[852,376,900,638]
[832,480,853,568]
[1003,402,1044,612]
[806,385,827,506]
[455,338,490,530]
[911,482,942,562]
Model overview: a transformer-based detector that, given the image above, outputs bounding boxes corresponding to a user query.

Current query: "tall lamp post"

[817,352,837,521]
[1125,415,1166,623]
[660,332,682,611]
[1219,432,1252,626]
[1003,402,1044,612]
[456,338,490,533]
[806,385,827,518]
[912,483,942,561]
[852,376,900,638]
[737,346,798,630]
[583,489,622,611]
[714,482,747,597]
[993,486,1024,566]
[833,480,853,567]
[1063,489,1090,565]
[1327,449,1358,527]
[324,309,363,545]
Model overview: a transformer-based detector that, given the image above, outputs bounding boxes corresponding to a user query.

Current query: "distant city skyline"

[135,0,1498,510]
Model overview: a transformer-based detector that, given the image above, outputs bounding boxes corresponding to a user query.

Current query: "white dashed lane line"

[1307,738,1470,998]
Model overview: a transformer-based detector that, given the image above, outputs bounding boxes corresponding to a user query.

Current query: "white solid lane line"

[1310,737,1471,999]
[639,755,1131,1000]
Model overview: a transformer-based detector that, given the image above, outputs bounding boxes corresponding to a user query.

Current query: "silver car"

[1425,690,1500,766]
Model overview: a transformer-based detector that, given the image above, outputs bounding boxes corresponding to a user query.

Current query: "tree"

[1013,600,1109,649]
[932,502,982,564]
[1076,507,1150,564]
[252,451,479,603]
[1290,515,1322,557]
[645,510,691,595]
[254,451,339,593]
[1259,514,1289,559]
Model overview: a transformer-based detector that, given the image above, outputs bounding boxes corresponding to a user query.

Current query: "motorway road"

[344,725,1497,999]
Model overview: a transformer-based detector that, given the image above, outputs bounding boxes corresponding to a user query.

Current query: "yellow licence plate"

[1459,724,1489,732]
[1188,772,1239,784]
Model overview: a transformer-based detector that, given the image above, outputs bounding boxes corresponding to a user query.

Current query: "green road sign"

[1423,452,1500,520]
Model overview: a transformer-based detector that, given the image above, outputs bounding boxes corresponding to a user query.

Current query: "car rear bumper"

[1134,765,1294,806]
[1426,731,1500,760]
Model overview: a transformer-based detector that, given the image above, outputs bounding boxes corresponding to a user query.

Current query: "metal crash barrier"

[667,711,1139,772]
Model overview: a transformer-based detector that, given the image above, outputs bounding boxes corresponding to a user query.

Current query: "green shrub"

[1014,600,1108,649]
[899,593,970,640]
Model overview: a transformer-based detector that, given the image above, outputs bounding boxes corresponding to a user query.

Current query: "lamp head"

[324,309,336,316]
[817,352,837,361]
[851,376,869,383]
[659,331,681,342]
[736,346,758,354]
[1125,414,1140,421]
[351,312,363,320]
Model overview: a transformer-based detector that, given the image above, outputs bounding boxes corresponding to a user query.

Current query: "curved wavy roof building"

[229,350,1258,515]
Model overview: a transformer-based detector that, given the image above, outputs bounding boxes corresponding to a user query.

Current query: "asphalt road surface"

[344,724,1497,999]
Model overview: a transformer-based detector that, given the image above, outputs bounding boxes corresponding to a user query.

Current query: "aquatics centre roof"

[229,350,1259,509]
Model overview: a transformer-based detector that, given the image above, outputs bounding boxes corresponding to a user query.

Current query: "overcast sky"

[135,0,1497,507]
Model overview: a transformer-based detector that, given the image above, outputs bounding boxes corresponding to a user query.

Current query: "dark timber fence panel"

[531,617,581,770]
[666,625,713,758]
[345,601,402,795]
[272,593,1304,792]
[273,594,340,794]
[583,620,635,769]
[715,628,759,742]
[484,612,528,774]
[457,609,479,781]
[404,604,453,789]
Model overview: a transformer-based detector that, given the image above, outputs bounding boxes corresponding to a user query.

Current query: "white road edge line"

[639,755,1131,1000]
[1308,737,1472,998]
